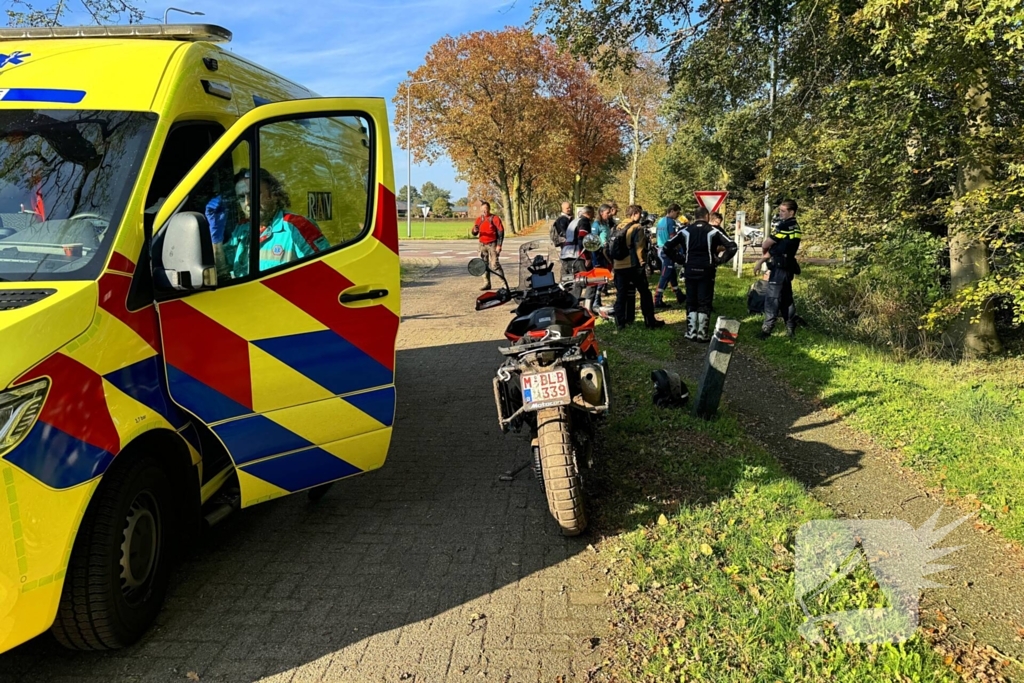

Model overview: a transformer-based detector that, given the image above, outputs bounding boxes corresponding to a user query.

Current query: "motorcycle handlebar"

[577,276,608,286]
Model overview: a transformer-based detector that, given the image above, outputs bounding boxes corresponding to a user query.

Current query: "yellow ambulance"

[0,24,400,653]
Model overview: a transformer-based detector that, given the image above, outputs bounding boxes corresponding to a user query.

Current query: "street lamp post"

[164,7,204,23]
[406,78,436,239]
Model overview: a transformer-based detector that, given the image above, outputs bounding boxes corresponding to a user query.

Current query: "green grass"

[400,220,476,239]
[400,218,551,240]
[710,269,1024,542]
[591,323,959,681]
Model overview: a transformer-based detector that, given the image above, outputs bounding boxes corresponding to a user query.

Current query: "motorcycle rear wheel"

[536,407,587,536]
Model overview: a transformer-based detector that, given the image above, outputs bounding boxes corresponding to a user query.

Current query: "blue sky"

[74,0,537,199]
[190,0,535,200]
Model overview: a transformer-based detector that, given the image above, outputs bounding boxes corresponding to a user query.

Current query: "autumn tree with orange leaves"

[395,28,624,231]
[548,52,627,207]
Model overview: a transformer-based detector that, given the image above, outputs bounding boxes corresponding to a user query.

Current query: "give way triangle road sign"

[694,191,729,214]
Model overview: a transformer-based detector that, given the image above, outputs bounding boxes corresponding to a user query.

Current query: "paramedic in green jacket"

[207,168,330,280]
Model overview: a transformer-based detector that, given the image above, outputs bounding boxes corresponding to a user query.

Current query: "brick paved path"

[1,243,609,683]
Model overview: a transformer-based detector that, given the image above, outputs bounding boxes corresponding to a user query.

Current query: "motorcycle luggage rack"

[498,331,589,356]
[493,359,609,431]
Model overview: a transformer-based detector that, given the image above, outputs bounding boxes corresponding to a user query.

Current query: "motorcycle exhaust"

[579,364,604,405]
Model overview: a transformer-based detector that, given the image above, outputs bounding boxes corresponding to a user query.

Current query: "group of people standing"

[473,196,803,341]
[553,201,666,331]
[551,199,741,341]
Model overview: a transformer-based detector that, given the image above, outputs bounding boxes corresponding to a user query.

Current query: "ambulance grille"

[0,289,56,311]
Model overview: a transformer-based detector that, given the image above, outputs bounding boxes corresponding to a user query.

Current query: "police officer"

[758,199,802,338]
[665,206,737,342]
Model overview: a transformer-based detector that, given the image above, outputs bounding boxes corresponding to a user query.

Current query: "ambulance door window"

[144,122,225,223]
[133,122,225,309]
[254,114,372,275]
[176,138,254,285]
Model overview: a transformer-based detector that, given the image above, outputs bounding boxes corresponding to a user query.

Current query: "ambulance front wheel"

[52,454,177,650]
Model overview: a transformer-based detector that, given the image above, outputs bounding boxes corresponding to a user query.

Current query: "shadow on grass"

[587,273,883,531]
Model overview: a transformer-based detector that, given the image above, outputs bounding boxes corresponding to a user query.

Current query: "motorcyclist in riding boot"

[664,206,737,342]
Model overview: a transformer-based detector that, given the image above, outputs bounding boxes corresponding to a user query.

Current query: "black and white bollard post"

[693,317,741,420]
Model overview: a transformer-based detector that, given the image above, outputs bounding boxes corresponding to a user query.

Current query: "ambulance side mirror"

[153,212,217,292]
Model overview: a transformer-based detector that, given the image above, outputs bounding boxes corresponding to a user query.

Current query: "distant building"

[452,205,469,218]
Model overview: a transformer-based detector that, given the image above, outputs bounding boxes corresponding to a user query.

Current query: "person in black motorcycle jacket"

[758,199,802,338]
[664,205,738,342]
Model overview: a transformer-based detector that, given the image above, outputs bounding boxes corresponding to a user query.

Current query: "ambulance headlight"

[0,379,49,455]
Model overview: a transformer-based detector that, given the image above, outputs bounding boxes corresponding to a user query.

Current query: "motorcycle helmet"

[651,369,689,408]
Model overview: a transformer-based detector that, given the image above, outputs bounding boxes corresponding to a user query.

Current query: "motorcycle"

[467,237,611,536]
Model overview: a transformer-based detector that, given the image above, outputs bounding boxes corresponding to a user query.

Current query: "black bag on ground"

[748,279,809,327]
[747,279,769,314]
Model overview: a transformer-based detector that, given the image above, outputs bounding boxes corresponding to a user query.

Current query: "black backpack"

[607,223,634,261]
[550,215,568,247]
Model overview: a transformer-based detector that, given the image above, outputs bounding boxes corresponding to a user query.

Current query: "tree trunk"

[510,171,523,234]
[628,114,641,205]
[949,233,1001,356]
[500,184,514,236]
[949,76,1002,357]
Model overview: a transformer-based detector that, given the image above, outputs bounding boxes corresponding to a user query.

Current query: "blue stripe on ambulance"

[212,415,312,466]
[4,422,113,489]
[0,88,86,103]
[252,329,392,396]
[239,447,361,492]
[104,356,188,429]
[165,365,251,424]
[343,386,396,427]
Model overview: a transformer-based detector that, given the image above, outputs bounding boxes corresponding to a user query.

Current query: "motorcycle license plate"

[521,369,571,410]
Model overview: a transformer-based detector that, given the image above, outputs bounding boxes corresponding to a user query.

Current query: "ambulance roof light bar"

[0,24,232,43]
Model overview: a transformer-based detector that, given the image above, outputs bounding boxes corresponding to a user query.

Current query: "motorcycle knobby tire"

[536,407,587,536]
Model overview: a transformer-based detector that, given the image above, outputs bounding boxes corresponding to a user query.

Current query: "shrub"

[797,231,947,355]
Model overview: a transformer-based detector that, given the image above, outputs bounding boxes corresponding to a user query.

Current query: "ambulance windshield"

[0,109,156,282]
